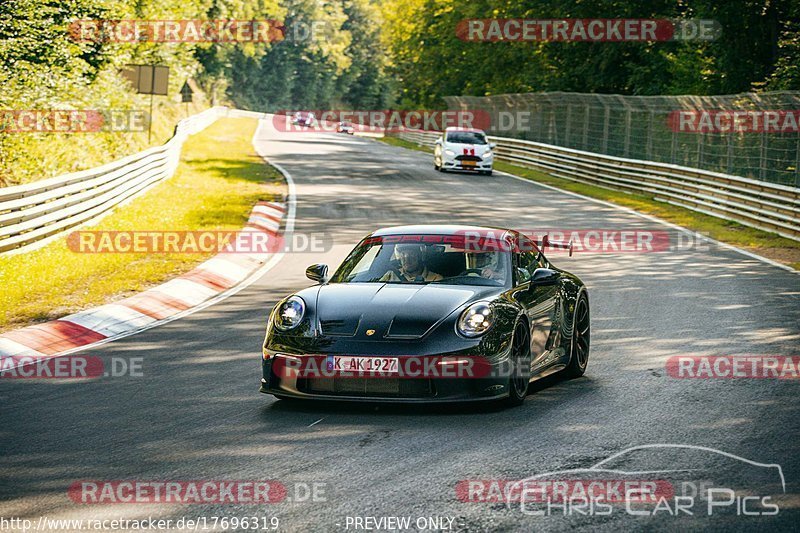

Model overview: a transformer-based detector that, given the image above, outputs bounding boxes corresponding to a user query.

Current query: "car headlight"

[274,296,305,331]
[457,302,493,337]
[444,149,456,156]
[483,150,493,159]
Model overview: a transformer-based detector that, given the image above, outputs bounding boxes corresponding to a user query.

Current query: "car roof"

[370,224,514,239]
[445,127,486,133]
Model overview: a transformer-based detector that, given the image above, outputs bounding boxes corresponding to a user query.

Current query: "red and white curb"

[0,200,286,369]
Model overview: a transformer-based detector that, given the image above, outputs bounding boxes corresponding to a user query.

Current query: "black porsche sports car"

[260,225,589,406]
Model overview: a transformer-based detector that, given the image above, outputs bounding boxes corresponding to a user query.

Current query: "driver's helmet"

[470,251,498,270]
[395,243,425,258]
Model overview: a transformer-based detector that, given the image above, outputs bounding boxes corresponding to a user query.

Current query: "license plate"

[331,356,399,374]
[462,160,476,167]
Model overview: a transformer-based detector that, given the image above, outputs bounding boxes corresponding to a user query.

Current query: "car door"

[512,235,559,370]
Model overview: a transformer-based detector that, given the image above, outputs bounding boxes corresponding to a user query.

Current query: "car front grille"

[298,377,434,398]
[455,155,482,162]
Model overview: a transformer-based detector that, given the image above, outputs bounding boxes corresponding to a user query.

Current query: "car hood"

[444,142,491,155]
[309,283,498,339]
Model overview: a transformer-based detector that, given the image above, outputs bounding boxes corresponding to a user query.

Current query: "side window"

[533,249,547,270]
[514,235,545,284]
[516,250,537,283]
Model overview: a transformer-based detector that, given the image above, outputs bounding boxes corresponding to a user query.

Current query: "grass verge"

[0,117,286,332]
[375,135,800,271]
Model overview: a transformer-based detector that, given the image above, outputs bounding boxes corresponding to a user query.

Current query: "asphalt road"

[1,121,799,532]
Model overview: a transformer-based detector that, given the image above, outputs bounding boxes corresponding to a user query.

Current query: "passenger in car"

[380,243,443,282]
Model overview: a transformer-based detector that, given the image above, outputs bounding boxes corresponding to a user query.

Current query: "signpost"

[121,65,170,143]
[180,81,194,118]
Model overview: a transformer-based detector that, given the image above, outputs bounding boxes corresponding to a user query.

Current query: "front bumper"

[441,155,493,172]
[259,353,511,403]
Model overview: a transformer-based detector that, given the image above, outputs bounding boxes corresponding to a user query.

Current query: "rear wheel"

[565,294,590,378]
[504,324,531,407]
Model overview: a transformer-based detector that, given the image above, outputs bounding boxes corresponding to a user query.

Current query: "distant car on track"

[434,127,495,175]
[260,225,588,406]
[291,111,316,127]
[336,121,355,134]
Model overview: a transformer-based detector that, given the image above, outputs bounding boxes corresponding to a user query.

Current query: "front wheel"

[504,324,531,407]
[565,294,590,378]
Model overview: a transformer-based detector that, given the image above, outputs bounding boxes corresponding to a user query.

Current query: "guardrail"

[393,129,800,242]
[0,106,227,255]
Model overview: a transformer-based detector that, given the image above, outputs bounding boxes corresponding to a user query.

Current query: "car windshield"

[330,235,511,287]
[446,131,487,145]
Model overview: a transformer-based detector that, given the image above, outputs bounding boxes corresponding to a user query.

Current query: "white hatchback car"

[434,127,496,175]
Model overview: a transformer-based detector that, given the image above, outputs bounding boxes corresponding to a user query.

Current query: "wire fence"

[445,91,800,187]
[392,128,800,241]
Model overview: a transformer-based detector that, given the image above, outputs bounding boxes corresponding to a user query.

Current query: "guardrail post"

[534,105,543,142]
[670,128,677,164]
[582,104,590,150]
[795,135,799,187]
[697,133,705,169]
[565,104,572,148]
[727,132,734,174]
[623,109,632,158]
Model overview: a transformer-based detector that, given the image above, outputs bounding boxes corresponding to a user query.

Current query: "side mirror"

[489,142,497,149]
[530,268,560,287]
[435,138,443,145]
[516,267,531,284]
[306,264,328,283]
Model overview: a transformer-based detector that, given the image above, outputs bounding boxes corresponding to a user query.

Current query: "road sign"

[120,65,170,143]
[121,65,170,95]
[180,82,193,103]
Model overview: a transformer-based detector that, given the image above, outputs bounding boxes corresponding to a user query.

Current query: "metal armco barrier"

[0,106,227,255]
[394,129,800,242]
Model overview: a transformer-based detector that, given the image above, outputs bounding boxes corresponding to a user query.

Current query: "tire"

[565,293,590,378]
[504,323,532,407]
[434,157,442,171]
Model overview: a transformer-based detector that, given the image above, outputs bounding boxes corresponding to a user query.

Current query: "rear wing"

[540,234,574,257]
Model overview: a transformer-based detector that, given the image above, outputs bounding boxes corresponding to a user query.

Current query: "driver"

[472,251,505,282]
[380,243,443,282]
